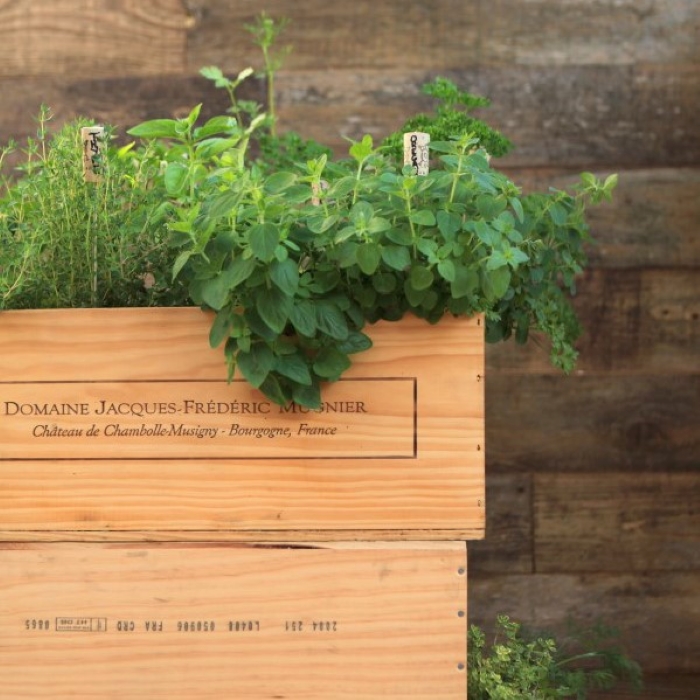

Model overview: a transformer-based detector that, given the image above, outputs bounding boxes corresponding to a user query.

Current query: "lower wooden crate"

[0,542,467,699]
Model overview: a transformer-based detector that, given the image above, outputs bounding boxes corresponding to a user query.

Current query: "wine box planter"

[0,541,468,700]
[0,307,484,541]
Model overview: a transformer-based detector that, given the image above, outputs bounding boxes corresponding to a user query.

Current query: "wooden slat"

[589,675,700,700]
[487,267,700,375]
[0,542,467,700]
[185,0,700,70]
[501,167,700,269]
[186,0,480,72]
[480,0,700,66]
[486,374,700,473]
[534,473,700,573]
[0,308,484,540]
[468,474,533,574]
[469,572,699,674]
[0,0,191,78]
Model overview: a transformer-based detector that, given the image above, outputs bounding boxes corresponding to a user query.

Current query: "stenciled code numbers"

[228,620,261,632]
[177,620,215,632]
[25,619,51,631]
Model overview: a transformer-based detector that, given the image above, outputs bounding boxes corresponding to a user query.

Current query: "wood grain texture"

[185,0,700,69]
[481,0,700,66]
[0,308,484,540]
[468,474,534,575]
[469,572,700,674]
[534,473,700,573]
[589,675,700,700]
[487,267,700,375]
[0,542,468,699]
[486,374,700,473]
[0,0,191,77]
[185,0,481,71]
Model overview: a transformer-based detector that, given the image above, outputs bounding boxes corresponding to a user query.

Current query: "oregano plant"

[124,88,615,407]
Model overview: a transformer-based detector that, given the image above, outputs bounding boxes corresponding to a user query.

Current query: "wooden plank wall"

[1,1,698,697]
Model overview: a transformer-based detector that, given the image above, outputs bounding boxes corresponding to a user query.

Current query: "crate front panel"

[0,308,484,539]
[0,542,468,700]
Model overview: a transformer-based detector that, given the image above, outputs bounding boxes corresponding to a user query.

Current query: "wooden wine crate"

[0,542,468,700]
[0,307,484,541]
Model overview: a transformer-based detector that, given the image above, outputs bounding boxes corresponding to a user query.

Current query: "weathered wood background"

[1,1,698,697]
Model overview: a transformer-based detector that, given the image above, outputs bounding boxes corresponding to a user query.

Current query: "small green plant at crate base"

[469,616,643,699]
[0,12,617,409]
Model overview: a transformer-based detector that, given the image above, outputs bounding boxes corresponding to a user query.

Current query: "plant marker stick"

[404,131,430,175]
[81,126,104,183]
[311,179,329,206]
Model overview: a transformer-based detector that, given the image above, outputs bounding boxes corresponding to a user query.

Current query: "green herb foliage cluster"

[0,14,616,407]
[124,81,615,407]
[0,107,188,309]
[469,616,642,699]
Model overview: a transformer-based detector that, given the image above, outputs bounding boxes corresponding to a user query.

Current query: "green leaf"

[381,245,411,271]
[313,347,351,379]
[486,251,509,271]
[483,267,511,300]
[207,190,241,219]
[164,162,189,195]
[264,171,297,194]
[209,307,234,348]
[509,197,525,223]
[275,352,312,386]
[308,214,339,234]
[201,273,233,311]
[386,227,413,246]
[172,250,193,280]
[356,243,381,275]
[127,119,181,140]
[349,201,374,226]
[315,303,349,340]
[549,202,568,226]
[477,194,507,219]
[269,258,299,295]
[249,223,280,262]
[237,343,275,388]
[437,210,462,239]
[256,287,293,333]
[409,265,434,291]
[193,115,238,140]
[437,259,456,282]
[372,272,397,294]
[259,374,290,406]
[451,265,479,299]
[292,382,322,409]
[410,210,437,227]
[289,300,317,337]
[337,331,372,355]
[349,134,374,163]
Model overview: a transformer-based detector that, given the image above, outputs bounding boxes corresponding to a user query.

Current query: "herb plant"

[0,107,188,309]
[469,616,643,699]
[124,80,615,407]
